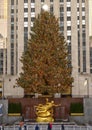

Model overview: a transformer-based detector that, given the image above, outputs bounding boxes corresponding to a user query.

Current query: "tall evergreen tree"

[17,11,73,95]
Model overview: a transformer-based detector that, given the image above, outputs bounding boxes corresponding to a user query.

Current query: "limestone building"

[1,0,92,97]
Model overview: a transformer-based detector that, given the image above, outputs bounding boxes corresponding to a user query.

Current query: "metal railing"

[1,124,92,130]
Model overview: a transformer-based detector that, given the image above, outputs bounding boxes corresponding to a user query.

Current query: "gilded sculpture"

[35,98,60,122]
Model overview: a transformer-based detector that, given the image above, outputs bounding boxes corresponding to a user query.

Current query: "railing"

[1,124,92,130]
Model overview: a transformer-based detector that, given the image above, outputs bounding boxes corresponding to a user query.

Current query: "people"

[24,123,27,130]
[47,123,52,130]
[61,124,64,130]
[19,121,24,130]
[35,124,40,130]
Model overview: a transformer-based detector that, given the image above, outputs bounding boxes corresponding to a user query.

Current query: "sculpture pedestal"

[36,116,54,122]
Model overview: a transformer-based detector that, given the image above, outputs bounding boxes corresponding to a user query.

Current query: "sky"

[89,0,92,36]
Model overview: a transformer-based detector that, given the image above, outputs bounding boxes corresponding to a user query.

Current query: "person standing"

[24,123,27,130]
[61,124,64,130]
[47,123,52,130]
[35,124,40,130]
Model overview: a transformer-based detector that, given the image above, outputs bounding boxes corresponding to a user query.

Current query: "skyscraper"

[2,0,92,97]
[0,0,7,97]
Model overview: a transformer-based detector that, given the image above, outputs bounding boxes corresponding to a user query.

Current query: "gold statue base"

[36,116,54,122]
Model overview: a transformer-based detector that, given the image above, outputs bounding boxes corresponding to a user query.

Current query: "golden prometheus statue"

[35,98,60,122]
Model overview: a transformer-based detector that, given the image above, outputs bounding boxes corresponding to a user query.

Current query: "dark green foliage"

[8,103,22,114]
[70,103,83,113]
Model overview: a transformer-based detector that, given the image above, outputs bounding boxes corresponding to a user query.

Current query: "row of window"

[77,7,85,11]
[24,0,85,3]
[23,7,85,13]
[24,0,70,3]
[11,0,85,5]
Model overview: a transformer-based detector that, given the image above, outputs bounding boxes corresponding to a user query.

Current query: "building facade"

[0,0,7,98]
[1,0,92,97]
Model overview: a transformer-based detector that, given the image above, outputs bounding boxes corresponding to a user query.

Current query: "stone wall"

[2,97,92,124]
[68,98,92,124]
[0,99,8,124]
[8,97,83,121]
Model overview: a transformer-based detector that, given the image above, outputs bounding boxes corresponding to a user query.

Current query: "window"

[11,17,14,22]
[11,9,14,13]
[31,17,35,22]
[60,17,64,21]
[67,17,71,21]
[11,34,14,39]
[11,25,14,30]
[60,6,64,12]
[82,16,85,20]
[68,46,71,54]
[67,36,71,41]
[11,0,14,5]
[16,26,18,30]
[41,0,44,2]
[82,0,85,3]
[0,61,3,65]
[83,50,86,72]
[82,25,85,28]
[24,8,28,12]
[16,9,18,13]
[77,25,80,28]
[24,27,28,32]
[24,17,28,22]
[50,0,53,2]
[77,8,79,11]
[60,26,64,31]
[77,0,79,3]
[11,43,14,48]
[82,7,85,11]
[16,0,18,5]
[60,0,63,2]
[77,16,79,20]
[50,6,53,13]
[67,26,71,30]
[24,0,28,3]
[31,0,35,3]
[67,7,71,11]
[83,41,86,46]
[16,34,18,39]
[11,66,14,75]
[0,51,3,58]
[31,8,35,12]
[67,0,71,2]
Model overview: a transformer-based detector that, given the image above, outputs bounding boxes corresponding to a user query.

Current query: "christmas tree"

[17,10,73,95]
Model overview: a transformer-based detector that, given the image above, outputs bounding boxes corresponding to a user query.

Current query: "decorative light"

[42,4,49,11]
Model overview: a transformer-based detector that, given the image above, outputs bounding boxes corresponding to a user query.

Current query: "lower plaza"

[0,122,91,130]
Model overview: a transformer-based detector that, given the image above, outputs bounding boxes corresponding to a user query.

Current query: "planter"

[8,113,21,116]
[70,113,84,116]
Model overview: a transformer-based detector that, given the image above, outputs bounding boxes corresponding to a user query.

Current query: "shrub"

[8,102,22,114]
[70,102,83,113]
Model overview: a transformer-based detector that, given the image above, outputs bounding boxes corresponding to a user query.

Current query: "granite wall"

[1,98,92,124]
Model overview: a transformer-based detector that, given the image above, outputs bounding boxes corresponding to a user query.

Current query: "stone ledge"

[8,113,21,116]
[70,113,84,116]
